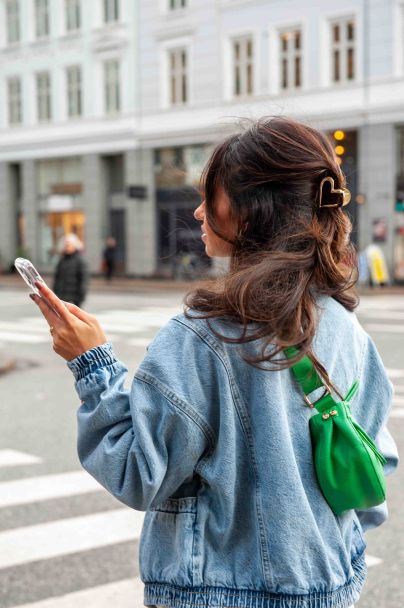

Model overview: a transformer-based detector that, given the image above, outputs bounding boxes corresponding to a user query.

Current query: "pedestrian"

[31,116,398,608]
[102,236,117,281]
[53,233,88,307]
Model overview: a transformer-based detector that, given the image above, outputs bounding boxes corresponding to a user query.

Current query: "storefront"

[328,129,359,243]
[37,158,84,268]
[154,145,212,276]
[394,127,404,282]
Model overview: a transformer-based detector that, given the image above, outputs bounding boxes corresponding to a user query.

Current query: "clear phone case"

[14,258,44,295]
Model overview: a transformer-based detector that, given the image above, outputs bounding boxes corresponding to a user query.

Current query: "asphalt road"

[0,286,402,608]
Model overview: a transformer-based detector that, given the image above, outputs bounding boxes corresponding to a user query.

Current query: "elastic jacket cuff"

[67,343,118,381]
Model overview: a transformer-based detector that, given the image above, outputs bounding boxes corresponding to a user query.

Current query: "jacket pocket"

[139,497,199,587]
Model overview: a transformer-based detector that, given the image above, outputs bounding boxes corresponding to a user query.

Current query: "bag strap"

[284,347,359,413]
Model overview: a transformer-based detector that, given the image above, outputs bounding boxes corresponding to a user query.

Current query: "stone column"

[0,163,17,270]
[124,149,157,276]
[358,123,395,272]
[21,160,39,264]
[82,154,108,273]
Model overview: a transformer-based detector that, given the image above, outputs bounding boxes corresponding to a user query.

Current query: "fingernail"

[34,281,44,289]
[29,293,37,302]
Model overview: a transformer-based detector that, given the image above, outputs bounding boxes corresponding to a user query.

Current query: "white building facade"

[1,0,404,280]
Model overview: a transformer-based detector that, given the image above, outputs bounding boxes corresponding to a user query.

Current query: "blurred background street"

[1,0,404,606]
[0,284,402,608]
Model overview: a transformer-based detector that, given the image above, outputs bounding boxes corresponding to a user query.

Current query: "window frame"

[329,16,356,84]
[168,0,188,10]
[66,65,82,118]
[103,0,119,24]
[167,46,189,106]
[7,76,22,125]
[103,58,121,114]
[65,0,81,32]
[278,27,303,91]
[231,34,255,98]
[36,70,52,122]
[35,0,50,39]
[6,0,20,45]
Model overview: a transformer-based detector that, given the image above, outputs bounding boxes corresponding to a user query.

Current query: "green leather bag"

[284,347,387,515]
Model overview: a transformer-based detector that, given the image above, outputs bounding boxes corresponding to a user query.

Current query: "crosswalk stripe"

[366,554,383,567]
[0,508,144,569]
[12,578,144,608]
[390,408,404,419]
[0,449,42,468]
[386,369,404,379]
[0,331,47,343]
[0,470,102,508]
[364,323,404,334]
[359,311,404,321]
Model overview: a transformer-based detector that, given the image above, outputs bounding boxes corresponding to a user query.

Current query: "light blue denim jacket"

[67,296,398,608]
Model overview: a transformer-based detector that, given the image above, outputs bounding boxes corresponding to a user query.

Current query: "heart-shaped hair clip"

[318,176,351,209]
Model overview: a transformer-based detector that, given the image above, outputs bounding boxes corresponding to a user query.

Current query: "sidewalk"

[0,273,196,293]
[2,272,404,295]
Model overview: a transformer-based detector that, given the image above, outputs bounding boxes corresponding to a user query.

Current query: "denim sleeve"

[353,334,399,532]
[67,341,214,511]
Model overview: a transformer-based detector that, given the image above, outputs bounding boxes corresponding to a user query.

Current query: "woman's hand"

[31,282,107,361]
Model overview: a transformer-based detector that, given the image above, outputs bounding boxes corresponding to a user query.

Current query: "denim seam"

[135,370,216,453]
[173,317,274,588]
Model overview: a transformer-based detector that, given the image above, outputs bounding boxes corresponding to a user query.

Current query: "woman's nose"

[194,202,205,221]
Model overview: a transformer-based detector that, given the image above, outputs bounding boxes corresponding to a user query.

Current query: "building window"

[65,0,81,31]
[233,36,254,97]
[66,66,82,118]
[35,0,50,38]
[104,59,120,113]
[7,77,22,125]
[103,0,119,23]
[169,0,187,9]
[168,48,188,105]
[331,18,356,83]
[36,71,52,122]
[280,29,302,90]
[6,0,20,44]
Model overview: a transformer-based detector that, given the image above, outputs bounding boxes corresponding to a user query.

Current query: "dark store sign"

[127,185,147,199]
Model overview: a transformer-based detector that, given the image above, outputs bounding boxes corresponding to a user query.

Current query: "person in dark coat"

[53,234,88,307]
[102,237,117,281]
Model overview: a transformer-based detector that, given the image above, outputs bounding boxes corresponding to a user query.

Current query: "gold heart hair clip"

[318,176,351,209]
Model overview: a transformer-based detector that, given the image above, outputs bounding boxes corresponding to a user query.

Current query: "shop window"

[154,145,209,188]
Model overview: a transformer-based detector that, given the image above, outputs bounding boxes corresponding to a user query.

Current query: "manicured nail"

[29,293,38,302]
[34,280,44,289]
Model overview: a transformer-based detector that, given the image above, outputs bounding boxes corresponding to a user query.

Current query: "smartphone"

[14,257,61,317]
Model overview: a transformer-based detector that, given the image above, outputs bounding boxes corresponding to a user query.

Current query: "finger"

[35,282,70,322]
[30,293,61,328]
[64,302,93,323]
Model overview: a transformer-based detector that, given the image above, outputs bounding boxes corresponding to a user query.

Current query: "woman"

[31,117,398,608]
[53,233,88,307]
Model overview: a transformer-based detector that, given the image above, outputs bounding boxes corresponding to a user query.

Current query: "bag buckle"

[303,384,332,409]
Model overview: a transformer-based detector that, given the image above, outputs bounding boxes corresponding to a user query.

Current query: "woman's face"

[194,187,238,257]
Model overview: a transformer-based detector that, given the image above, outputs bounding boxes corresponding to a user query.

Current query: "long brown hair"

[185,116,358,387]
